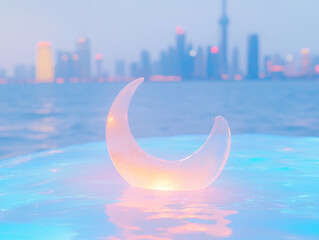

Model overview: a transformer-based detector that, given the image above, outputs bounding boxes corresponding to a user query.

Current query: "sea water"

[1,80,319,159]
[0,135,318,239]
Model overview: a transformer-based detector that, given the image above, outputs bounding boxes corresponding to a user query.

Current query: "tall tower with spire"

[219,0,229,74]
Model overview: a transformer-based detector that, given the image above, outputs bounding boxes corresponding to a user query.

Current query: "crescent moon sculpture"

[106,78,231,191]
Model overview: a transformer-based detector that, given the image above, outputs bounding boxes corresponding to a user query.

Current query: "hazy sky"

[0,0,318,75]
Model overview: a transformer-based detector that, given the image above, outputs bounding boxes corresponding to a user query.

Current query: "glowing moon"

[106,78,231,191]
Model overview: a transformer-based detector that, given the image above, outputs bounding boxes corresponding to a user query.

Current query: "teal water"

[0,134,318,239]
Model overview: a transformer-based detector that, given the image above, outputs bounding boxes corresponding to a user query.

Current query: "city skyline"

[0,0,319,76]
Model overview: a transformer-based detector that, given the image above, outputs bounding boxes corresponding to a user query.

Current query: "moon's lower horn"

[106,78,231,191]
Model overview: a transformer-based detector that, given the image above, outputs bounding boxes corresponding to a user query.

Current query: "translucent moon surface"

[106,78,231,191]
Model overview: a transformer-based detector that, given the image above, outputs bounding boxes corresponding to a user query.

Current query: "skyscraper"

[247,34,259,79]
[130,62,138,77]
[140,50,152,80]
[207,46,220,79]
[115,60,125,77]
[176,26,186,77]
[231,47,240,76]
[219,0,229,74]
[14,64,28,83]
[300,48,311,77]
[76,37,91,80]
[185,44,195,79]
[55,51,72,81]
[0,69,6,79]
[193,47,205,79]
[36,41,54,83]
[159,51,169,75]
[95,53,103,80]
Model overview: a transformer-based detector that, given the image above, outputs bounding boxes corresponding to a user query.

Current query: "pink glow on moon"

[106,78,231,191]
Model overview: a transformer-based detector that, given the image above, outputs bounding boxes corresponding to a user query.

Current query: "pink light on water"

[105,187,237,239]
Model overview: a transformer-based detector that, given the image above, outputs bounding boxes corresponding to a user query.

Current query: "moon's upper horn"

[106,78,231,191]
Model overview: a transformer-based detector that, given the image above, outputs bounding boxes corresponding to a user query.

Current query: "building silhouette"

[159,50,169,75]
[0,69,6,80]
[130,62,138,77]
[219,0,229,74]
[231,47,240,76]
[76,38,91,80]
[300,48,311,77]
[115,60,125,77]
[13,64,28,83]
[193,47,205,79]
[185,44,195,79]
[36,41,54,83]
[7,0,319,83]
[139,50,152,80]
[176,26,186,77]
[247,34,259,79]
[284,54,298,78]
[55,51,72,81]
[95,53,103,80]
[207,46,220,79]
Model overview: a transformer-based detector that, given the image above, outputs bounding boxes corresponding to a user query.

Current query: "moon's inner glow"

[106,78,231,191]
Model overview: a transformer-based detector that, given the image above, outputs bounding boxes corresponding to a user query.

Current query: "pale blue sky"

[0,0,318,74]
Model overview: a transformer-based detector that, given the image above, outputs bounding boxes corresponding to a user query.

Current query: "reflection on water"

[105,187,237,240]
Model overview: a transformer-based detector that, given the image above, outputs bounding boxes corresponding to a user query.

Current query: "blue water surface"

[0,134,318,239]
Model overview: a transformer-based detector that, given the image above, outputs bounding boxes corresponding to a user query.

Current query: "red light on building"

[37,41,51,48]
[221,74,229,80]
[95,53,103,60]
[78,37,87,44]
[0,79,8,84]
[56,78,65,84]
[61,54,68,61]
[72,54,79,61]
[301,48,310,55]
[175,26,184,35]
[70,77,80,83]
[210,46,219,54]
[315,65,319,73]
[259,73,266,79]
[271,65,284,72]
[149,75,182,82]
[234,74,242,81]
[266,61,272,72]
